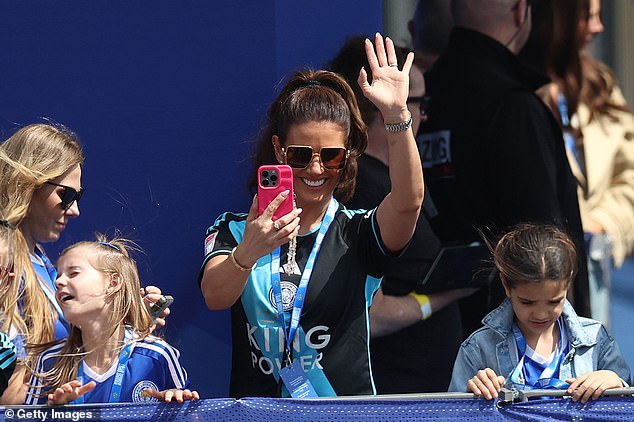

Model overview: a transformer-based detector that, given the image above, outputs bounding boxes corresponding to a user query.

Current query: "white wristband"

[420,300,432,320]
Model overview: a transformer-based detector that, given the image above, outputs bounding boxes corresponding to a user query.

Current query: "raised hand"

[141,286,171,330]
[357,32,414,122]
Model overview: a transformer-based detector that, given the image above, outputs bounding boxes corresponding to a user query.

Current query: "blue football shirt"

[25,330,189,404]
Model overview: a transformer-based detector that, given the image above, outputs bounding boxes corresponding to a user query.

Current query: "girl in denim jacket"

[449,223,631,403]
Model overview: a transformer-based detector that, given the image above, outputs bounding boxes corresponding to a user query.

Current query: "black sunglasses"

[282,145,349,170]
[45,181,84,210]
[407,95,431,116]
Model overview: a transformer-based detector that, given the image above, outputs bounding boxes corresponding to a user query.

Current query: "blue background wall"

[0,1,382,397]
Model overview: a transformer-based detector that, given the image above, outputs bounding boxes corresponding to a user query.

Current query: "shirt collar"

[446,26,550,91]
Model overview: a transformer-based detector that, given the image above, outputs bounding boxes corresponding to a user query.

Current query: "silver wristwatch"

[384,111,413,133]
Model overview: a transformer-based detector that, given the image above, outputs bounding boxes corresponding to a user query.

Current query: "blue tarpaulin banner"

[2,396,634,421]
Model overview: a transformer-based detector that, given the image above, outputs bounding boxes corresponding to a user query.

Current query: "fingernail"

[296,207,303,214]
[281,190,289,197]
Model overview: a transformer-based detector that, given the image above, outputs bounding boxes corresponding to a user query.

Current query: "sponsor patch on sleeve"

[204,231,218,256]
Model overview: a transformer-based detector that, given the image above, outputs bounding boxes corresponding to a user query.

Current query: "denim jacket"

[448,299,632,392]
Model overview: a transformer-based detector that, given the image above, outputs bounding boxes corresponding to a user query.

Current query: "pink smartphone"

[257,164,294,221]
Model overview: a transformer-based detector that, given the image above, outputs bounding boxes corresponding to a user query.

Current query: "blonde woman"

[0,123,167,403]
[0,220,18,396]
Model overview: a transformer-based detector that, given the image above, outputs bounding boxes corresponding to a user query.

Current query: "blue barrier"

[3,395,634,421]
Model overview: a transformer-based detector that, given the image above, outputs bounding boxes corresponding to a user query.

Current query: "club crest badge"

[269,281,298,312]
[133,380,160,402]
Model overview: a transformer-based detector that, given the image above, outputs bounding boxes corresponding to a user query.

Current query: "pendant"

[281,261,302,275]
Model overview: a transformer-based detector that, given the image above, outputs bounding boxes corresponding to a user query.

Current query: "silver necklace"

[282,237,301,275]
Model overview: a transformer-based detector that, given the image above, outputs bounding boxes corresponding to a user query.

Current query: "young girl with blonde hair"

[25,236,197,404]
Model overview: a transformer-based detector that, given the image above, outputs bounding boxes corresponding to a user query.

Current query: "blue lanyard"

[271,198,338,363]
[32,248,65,324]
[74,329,134,404]
[509,319,569,389]
[557,92,585,174]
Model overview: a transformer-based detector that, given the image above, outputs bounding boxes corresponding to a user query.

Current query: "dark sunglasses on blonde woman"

[282,146,349,170]
[45,181,84,210]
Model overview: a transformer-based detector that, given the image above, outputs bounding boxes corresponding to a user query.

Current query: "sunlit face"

[407,64,426,135]
[55,247,114,327]
[274,121,347,212]
[579,0,604,48]
[21,164,82,246]
[503,278,568,340]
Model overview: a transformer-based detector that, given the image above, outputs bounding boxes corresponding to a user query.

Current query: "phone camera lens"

[262,170,269,178]
[270,174,278,182]
[262,179,270,186]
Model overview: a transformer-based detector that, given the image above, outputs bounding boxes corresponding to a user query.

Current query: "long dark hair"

[520,0,584,116]
[248,70,367,203]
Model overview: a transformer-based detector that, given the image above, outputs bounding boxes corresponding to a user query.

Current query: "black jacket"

[419,27,590,317]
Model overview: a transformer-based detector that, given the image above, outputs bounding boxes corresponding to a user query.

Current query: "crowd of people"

[0,0,633,406]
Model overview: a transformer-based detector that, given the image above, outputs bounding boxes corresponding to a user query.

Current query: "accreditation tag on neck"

[279,360,318,398]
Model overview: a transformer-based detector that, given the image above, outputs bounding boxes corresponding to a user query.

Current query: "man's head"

[452,0,533,54]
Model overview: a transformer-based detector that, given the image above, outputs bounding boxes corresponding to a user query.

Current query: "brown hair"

[248,69,367,203]
[492,223,577,289]
[520,0,585,116]
[579,53,631,123]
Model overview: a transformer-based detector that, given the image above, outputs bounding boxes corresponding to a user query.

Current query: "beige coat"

[572,87,634,266]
